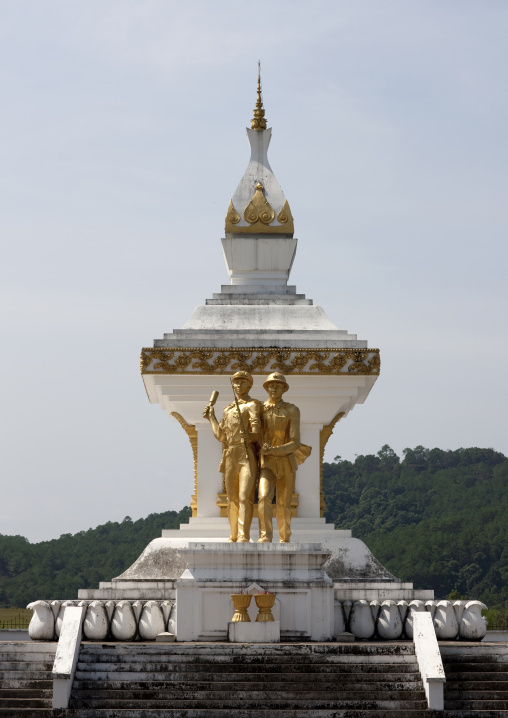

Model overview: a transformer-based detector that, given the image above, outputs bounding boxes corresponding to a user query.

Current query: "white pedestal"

[228,621,280,643]
[175,543,334,643]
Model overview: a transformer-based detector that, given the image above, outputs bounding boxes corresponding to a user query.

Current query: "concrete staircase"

[441,643,508,716]
[2,639,508,717]
[66,642,431,717]
[0,640,57,716]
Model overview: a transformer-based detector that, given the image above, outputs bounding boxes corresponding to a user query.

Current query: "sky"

[1,1,507,543]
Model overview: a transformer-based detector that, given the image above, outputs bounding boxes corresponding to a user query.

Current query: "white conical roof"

[225,70,293,235]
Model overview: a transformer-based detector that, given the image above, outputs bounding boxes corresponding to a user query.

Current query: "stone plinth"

[228,621,280,643]
[175,542,334,642]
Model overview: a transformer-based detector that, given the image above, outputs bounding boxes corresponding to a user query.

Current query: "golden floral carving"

[140,349,175,374]
[319,411,345,517]
[226,200,240,225]
[141,347,380,376]
[170,412,198,517]
[243,183,275,225]
[277,199,293,226]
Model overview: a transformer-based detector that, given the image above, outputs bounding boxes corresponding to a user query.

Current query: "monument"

[82,68,433,642]
[27,70,487,646]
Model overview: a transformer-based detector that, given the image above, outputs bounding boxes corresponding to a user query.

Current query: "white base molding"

[228,620,280,643]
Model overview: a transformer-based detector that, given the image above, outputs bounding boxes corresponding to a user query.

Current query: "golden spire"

[251,61,267,131]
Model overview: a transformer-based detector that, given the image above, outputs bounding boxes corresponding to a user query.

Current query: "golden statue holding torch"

[203,371,261,542]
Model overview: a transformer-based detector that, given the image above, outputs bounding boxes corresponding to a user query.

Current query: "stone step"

[450,681,508,691]
[448,671,508,682]
[0,651,55,665]
[0,642,57,654]
[0,711,54,717]
[445,700,508,710]
[63,710,477,718]
[0,651,56,661]
[75,670,422,684]
[73,687,425,701]
[0,669,55,680]
[444,662,508,673]
[442,652,508,666]
[74,672,422,687]
[76,655,419,668]
[441,644,508,655]
[0,660,54,671]
[0,679,52,689]
[0,688,53,699]
[75,659,420,674]
[447,691,508,700]
[0,697,52,708]
[70,697,429,710]
[80,643,417,656]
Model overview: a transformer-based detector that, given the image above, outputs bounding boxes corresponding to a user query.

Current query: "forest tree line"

[323,445,508,608]
[1,445,507,611]
[0,508,191,608]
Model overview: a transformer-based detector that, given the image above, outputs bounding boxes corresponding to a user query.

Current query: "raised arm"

[203,404,226,442]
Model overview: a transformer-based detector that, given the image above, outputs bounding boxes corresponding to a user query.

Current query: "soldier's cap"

[231,371,253,389]
[263,372,289,393]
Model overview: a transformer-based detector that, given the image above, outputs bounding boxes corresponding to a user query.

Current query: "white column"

[196,425,223,517]
[296,424,322,518]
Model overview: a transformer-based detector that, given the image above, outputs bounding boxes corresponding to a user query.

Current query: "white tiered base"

[77,518,433,605]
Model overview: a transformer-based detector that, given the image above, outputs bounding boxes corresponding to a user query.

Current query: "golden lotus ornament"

[254,593,276,622]
[231,594,252,622]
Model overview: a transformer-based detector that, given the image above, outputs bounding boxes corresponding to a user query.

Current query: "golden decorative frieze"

[225,184,295,235]
[319,411,345,517]
[170,412,198,518]
[225,210,294,234]
[141,347,380,377]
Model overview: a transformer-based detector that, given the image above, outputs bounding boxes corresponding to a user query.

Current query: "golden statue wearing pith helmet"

[258,373,311,543]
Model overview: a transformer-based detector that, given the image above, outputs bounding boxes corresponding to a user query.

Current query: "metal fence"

[487,622,508,631]
[0,617,31,629]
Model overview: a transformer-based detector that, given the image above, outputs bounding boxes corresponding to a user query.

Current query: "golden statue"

[203,371,261,542]
[258,373,311,543]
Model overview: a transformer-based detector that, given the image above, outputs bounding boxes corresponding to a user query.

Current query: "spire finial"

[251,61,267,131]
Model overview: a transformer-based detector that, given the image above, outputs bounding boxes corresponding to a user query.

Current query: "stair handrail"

[413,610,446,710]
[51,605,86,709]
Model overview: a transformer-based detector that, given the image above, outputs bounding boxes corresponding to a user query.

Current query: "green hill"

[323,445,508,607]
[1,445,507,611]
[0,508,191,607]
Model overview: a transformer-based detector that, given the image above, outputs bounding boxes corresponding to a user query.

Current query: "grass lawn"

[0,607,33,628]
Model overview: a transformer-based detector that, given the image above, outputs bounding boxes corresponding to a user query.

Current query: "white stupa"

[111,71,427,594]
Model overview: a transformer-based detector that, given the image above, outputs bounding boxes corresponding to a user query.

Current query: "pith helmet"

[263,372,289,393]
[232,371,253,389]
